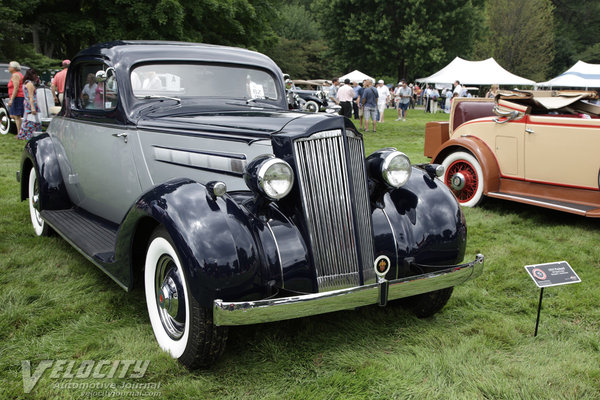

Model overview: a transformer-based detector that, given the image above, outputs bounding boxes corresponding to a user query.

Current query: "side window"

[75,63,118,111]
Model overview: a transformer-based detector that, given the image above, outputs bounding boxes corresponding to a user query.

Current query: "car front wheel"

[0,106,12,135]
[145,226,227,368]
[399,287,454,318]
[28,167,50,236]
[442,151,484,207]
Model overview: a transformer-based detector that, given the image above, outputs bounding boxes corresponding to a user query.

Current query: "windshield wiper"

[246,96,277,104]
[143,95,181,104]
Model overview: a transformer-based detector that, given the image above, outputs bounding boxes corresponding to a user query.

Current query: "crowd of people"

[6,56,499,141]
[325,77,493,132]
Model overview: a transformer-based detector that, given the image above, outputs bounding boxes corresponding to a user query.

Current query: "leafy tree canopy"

[473,0,555,81]
[1,0,599,83]
[311,0,485,82]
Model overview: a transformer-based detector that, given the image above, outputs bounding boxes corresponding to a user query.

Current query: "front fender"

[373,167,467,280]
[431,135,500,194]
[118,179,262,307]
[20,133,71,210]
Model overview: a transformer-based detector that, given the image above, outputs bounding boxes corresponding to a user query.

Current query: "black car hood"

[136,110,308,140]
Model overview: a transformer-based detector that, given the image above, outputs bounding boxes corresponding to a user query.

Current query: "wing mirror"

[95,67,115,83]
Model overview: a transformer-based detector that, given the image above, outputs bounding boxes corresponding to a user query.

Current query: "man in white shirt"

[376,80,390,123]
[423,85,432,113]
[453,80,462,97]
[337,78,355,118]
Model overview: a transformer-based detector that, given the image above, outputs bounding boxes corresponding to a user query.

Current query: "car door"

[524,114,600,190]
[52,61,142,224]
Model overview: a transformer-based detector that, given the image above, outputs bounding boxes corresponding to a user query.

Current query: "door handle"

[525,128,534,134]
[112,132,128,143]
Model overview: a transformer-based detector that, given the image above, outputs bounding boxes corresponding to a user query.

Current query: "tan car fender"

[431,136,500,194]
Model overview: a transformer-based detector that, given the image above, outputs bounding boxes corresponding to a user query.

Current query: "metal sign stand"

[524,261,581,338]
[534,287,544,337]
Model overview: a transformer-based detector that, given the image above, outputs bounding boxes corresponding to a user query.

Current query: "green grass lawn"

[1,108,599,399]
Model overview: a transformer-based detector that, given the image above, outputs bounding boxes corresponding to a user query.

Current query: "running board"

[487,192,600,217]
[41,208,118,262]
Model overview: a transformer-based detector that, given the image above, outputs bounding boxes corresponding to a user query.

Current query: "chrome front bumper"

[213,254,484,326]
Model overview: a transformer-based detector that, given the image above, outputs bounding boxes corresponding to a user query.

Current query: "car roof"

[74,41,282,74]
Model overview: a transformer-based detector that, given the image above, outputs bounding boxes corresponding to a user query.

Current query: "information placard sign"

[525,261,581,288]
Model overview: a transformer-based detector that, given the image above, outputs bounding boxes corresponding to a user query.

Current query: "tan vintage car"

[424,90,600,217]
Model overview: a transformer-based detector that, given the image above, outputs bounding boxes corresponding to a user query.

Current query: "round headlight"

[382,151,411,188]
[258,159,294,199]
[245,156,294,200]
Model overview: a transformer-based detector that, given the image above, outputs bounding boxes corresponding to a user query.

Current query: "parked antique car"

[425,90,600,216]
[289,79,330,112]
[19,41,484,368]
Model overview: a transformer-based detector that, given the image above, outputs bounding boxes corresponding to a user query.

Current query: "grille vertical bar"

[294,129,375,291]
[347,133,376,285]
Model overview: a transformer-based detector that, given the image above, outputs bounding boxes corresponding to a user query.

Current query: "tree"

[551,0,600,75]
[268,2,330,78]
[473,0,555,81]
[311,0,485,82]
[1,0,280,62]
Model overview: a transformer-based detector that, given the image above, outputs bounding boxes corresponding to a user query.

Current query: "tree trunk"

[32,25,41,53]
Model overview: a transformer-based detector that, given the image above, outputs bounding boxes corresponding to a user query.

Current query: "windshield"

[131,63,280,101]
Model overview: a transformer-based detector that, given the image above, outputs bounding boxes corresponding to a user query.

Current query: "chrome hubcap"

[155,255,185,339]
[451,172,466,191]
[30,174,43,225]
[0,113,9,133]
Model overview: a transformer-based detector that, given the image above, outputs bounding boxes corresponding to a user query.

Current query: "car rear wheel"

[0,106,12,135]
[145,226,227,368]
[303,100,319,113]
[442,151,484,207]
[28,168,50,236]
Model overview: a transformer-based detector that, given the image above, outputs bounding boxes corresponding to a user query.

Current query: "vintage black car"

[19,41,483,368]
[289,79,330,112]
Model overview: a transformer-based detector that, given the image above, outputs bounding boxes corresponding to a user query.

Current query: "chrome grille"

[294,129,375,291]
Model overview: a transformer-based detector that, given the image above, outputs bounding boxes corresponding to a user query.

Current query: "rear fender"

[20,133,71,210]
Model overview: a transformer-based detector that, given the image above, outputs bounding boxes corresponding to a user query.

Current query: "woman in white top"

[81,73,97,108]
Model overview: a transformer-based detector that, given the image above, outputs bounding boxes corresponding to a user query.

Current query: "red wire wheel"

[441,152,484,207]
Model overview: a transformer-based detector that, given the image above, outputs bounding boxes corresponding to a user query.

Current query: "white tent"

[417,57,535,86]
[339,70,375,83]
[537,61,600,88]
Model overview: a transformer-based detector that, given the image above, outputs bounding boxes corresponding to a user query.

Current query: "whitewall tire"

[28,168,50,236]
[0,107,11,135]
[441,151,484,207]
[303,100,319,113]
[145,227,227,368]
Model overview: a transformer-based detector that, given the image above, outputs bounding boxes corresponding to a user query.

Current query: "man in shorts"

[361,79,378,132]
[395,81,411,121]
